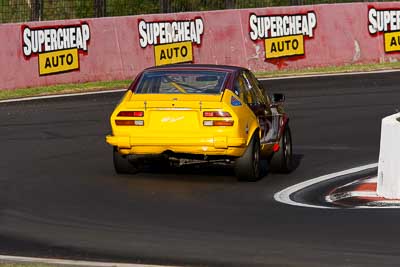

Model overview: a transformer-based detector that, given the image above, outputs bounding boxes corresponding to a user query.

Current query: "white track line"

[365,200,400,206]
[0,88,126,104]
[0,255,178,267]
[2,68,400,104]
[273,163,378,209]
[333,176,377,191]
[258,68,400,80]
[325,190,378,203]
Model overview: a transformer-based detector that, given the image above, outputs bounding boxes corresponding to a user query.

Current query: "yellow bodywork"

[106,89,261,158]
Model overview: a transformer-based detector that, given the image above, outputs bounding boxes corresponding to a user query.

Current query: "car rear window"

[135,70,228,94]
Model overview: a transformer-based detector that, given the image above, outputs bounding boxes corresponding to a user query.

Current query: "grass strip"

[255,61,400,78]
[0,263,54,267]
[0,80,131,101]
[1,62,400,101]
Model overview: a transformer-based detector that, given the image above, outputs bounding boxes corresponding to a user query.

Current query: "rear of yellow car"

[107,90,259,156]
[106,68,261,180]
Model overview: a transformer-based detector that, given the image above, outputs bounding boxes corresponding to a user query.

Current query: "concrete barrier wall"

[1,2,400,90]
[377,113,400,199]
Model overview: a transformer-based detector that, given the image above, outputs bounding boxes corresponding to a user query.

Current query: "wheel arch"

[247,126,261,146]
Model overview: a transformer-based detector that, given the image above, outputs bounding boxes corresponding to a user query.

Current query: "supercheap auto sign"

[369,7,400,53]
[249,12,317,59]
[138,18,204,66]
[22,23,90,76]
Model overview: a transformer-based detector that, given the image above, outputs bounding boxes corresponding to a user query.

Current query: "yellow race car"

[106,64,292,181]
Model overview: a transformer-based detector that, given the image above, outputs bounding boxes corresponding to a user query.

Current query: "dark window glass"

[135,70,228,94]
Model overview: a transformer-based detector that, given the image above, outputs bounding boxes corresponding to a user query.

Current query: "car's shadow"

[289,153,303,172]
[143,160,235,176]
[132,153,304,183]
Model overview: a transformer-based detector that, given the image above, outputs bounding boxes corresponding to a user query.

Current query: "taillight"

[115,111,144,126]
[203,120,234,126]
[115,120,144,126]
[203,111,234,126]
[203,111,232,117]
[117,111,144,117]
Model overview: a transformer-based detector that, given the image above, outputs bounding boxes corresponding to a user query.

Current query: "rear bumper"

[106,135,246,157]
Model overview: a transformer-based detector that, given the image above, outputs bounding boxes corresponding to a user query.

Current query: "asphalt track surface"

[1,72,400,267]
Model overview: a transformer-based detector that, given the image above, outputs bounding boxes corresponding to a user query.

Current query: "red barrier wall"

[1,2,400,90]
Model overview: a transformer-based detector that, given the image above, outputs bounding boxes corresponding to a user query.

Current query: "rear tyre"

[113,147,139,174]
[234,134,261,182]
[270,125,293,173]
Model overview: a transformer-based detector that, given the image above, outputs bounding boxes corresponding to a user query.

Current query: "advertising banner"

[1,2,400,90]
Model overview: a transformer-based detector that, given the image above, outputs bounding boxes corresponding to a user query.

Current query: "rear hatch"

[124,93,225,133]
[112,68,237,142]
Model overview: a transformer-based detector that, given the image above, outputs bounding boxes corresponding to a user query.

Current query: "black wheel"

[270,125,293,173]
[234,134,262,181]
[113,147,139,174]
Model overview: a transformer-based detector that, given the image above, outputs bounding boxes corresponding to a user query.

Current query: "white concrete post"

[377,113,400,199]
